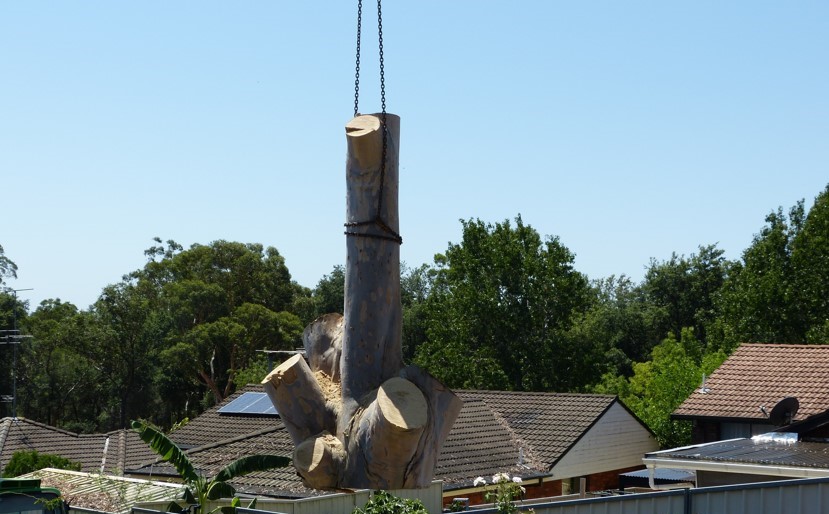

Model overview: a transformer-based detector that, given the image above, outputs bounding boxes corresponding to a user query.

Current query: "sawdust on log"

[314,370,342,412]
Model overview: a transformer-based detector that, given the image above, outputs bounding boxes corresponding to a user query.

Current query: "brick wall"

[443,467,645,508]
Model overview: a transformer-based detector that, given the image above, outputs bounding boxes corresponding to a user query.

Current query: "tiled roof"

[436,399,532,484]
[169,385,279,449]
[163,388,619,490]
[455,390,617,469]
[4,385,629,498]
[673,344,829,422]
[0,418,157,474]
[128,426,310,498]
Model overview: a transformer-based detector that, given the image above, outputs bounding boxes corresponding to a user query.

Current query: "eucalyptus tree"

[134,239,304,406]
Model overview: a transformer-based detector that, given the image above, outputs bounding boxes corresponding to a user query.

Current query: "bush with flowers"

[473,473,526,514]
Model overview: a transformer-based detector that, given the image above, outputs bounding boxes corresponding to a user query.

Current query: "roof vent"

[698,374,710,394]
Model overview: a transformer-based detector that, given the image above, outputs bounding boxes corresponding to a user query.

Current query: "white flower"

[492,472,510,483]
[520,486,526,494]
[512,476,523,484]
[473,477,486,487]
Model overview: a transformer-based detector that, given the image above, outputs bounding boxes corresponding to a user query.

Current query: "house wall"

[691,420,720,444]
[551,402,658,479]
[696,470,791,487]
[443,479,562,508]
[691,420,778,444]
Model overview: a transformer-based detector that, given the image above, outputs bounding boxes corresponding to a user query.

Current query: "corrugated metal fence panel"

[506,490,686,514]
[236,481,441,514]
[692,477,829,514]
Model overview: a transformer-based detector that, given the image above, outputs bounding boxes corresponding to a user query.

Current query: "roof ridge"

[456,389,615,398]
[2,416,84,438]
[130,425,286,470]
[185,425,285,454]
[0,418,10,455]
[739,343,828,349]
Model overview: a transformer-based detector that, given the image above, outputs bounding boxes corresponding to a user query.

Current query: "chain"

[377,0,386,116]
[353,0,362,118]
[347,0,401,245]
[376,0,388,222]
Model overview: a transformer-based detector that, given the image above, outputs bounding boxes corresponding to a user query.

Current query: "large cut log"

[262,354,336,445]
[263,113,461,490]
[340,113,404,436]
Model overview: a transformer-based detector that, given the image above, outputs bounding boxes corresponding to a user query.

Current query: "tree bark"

[263,114,461,490]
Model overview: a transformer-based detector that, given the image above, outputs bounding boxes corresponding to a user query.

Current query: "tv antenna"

[1,287,33,418]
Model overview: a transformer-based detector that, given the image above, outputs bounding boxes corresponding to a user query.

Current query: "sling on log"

[263,114,462,490]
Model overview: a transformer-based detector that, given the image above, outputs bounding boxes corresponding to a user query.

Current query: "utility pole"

[1,288,33,418]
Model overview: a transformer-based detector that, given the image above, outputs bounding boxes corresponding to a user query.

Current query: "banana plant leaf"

[132,420,200,484]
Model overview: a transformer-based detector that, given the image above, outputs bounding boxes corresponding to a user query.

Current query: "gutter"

[643,456,829,488]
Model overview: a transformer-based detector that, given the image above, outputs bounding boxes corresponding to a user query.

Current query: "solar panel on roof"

[218,392,278,416]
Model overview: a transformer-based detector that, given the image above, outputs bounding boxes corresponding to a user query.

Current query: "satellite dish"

[768,397,799,426]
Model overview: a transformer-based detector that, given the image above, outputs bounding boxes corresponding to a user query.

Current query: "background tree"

[0,244,18,288]
[414,216,591,391]
[710,203,806,350]
[790,185,829,343]
[594,328,727,447]
[400,263,434,362]
[310,265,345,318]
[134,239,303,408]
[0,289,28,419]
[642,244,730,347]
[562,275,651,381]
[16,300,101,429]
[83,282,169,429]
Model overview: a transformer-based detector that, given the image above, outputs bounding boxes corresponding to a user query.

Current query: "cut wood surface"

[263,114,461,490]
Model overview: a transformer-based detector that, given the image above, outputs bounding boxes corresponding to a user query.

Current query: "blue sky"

[2,1,827,310]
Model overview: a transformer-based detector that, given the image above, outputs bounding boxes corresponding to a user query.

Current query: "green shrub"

[353,490,428,514]
[2,450,82,477]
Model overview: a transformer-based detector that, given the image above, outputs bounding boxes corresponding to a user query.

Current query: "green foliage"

[414,215,591,391]
[311,265,345,317]
[596,329,727,448]
[710,186,829,351]
[135,239,303,408]
[642,244,730,345]
[0,243,18,287]
[353,490,428,514]
[131,419,290,514]
[232,356,270,391]
[2,450,81,477]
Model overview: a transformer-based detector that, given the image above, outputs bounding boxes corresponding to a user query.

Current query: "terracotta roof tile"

[673,343,829,422]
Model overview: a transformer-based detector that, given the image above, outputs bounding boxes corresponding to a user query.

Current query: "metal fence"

[131,476,829,514]
[470,476,829,514]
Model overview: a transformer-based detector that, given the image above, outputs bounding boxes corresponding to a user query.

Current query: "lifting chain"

[346,0,402,245]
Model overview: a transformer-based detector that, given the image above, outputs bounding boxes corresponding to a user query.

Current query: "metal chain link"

[353,0,362,118]
[377,0,386,116]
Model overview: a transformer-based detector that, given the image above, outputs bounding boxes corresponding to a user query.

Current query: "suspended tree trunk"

[263,114,462,490]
